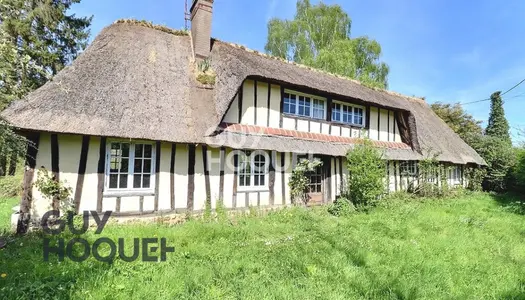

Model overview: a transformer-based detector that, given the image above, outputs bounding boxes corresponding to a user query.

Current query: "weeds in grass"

[1,193,525,299]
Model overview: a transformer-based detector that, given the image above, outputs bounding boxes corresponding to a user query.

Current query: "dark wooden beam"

[50,134,60,211]
[219,147,225,202]
[154,141,161,212]
[74,135,90,214]
[170,143,176,211]
[333,158,337,196]
[269,151,276,206]
[339,156,343,189]
[279,86,285,128]
[254,80,258,125]
[377,108,381,140]
[202,145,211,205]
[281,153,286,205]
[267,83,271,127]
[17,132,40,234]
[238,85,244,123]
[187,144,196,211]
[232,153,238,208]
[327,97,333,122]
[393,111,397,141]
[96,137,107,213]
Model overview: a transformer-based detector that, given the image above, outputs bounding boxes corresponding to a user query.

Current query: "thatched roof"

[1,22,485,165]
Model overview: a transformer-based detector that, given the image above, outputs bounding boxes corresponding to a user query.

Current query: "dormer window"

[331,101,365,127]
[283,90,325,120]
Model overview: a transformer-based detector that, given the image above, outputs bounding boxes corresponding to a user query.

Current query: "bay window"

[106,141,155,191]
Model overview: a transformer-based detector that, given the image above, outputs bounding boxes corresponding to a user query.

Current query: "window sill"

[237,187,270,193]
[282,113,326,122]
[103,190,155,197]
[331,121,365,129]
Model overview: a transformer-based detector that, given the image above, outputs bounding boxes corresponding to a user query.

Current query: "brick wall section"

[190,0,213,59]
[220,123,412,150]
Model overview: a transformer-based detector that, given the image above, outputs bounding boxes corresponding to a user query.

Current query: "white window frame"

[400,161,418,176]
[237,150,269,191]
[104,140,156,195]
[331,100,366,127]
[450,166,462,184]
[283,89,326,120]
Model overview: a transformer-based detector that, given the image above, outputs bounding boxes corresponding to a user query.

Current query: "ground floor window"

[449,166,462,184]
[106,142,155,191]
[400,161,418,176]
[238,150,268,190]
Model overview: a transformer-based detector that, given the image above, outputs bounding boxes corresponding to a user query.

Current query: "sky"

[70,0,525,143]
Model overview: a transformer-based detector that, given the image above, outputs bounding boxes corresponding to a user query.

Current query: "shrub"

[345,140,386,207]
[469,134,515,192]
[327,196,355,216]
[33,167,73,212]
[465,166,486,192]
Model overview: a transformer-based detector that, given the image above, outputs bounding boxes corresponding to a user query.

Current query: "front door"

[306,163,324,205]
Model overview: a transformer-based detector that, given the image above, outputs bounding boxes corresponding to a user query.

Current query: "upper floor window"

[283,90,325,120]
[332,102,365,126]
[106,141,155,191]
[238,150,268,190]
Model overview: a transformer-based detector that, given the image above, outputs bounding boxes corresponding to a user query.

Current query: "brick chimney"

[190,0,213,60]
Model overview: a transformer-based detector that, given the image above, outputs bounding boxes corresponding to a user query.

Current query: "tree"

[469,134,515,192]
[265,0,389,89]
[1,0,91,234]
[485,91,511,144]
[0,0,92,109]
[430,102,483,145]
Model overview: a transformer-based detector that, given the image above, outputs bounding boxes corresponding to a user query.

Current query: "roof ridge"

[110,19,425,103]
[113,19,189,36]
[213,39,427,103]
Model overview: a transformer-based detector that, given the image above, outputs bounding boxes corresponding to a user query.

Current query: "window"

[400,161,418,176]
[307,164,323,193]
[331,102,365,126]
[238,151,268,189]
[283,91,325,120]
[450,166,462,184]
[106,142,155,191]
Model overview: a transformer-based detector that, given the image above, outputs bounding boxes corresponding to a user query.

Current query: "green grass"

[0,197,18,233]
[1,192,525,299]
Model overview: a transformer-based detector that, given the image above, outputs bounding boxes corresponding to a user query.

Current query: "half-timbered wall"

[223,79,402,142]
[25,132,467,219]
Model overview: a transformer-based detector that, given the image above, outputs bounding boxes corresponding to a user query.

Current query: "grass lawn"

[0,197,18,233]
[0,192,524,299]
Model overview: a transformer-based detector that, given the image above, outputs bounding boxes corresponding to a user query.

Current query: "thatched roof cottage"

[2,0,485,218]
